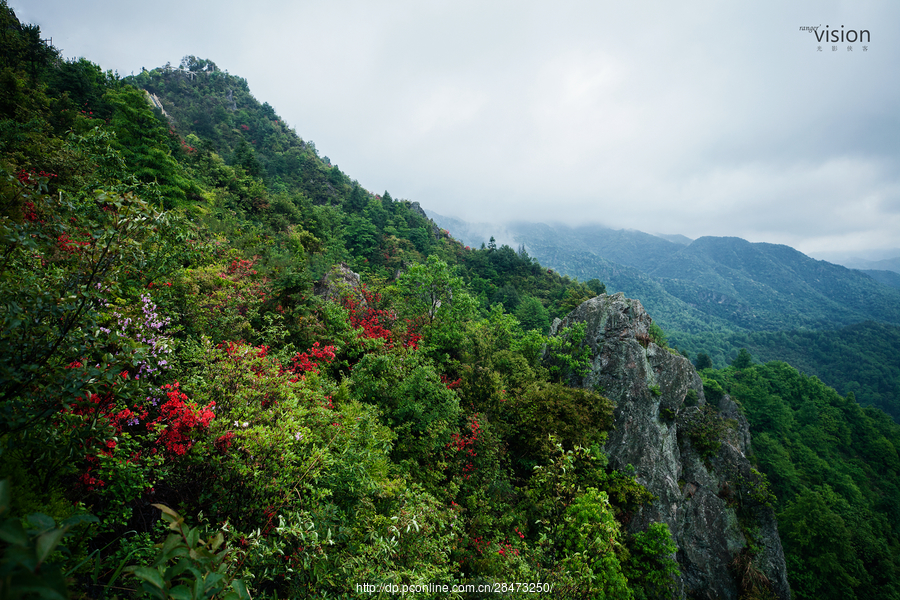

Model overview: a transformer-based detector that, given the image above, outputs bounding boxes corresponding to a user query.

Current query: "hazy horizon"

[17,0,900,257]
[426,210,900,268]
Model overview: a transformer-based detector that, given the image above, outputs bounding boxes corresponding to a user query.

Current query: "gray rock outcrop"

[314,263,366,307]
[550,293,790,600]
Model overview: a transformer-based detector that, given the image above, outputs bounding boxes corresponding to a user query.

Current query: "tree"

[515,296,550,333]
[393,256,464,326]
[778,489,865,600]
[347,184,367,212]
[232,138,262,178]
[492,283,520,311]
[695,352,713,370]
[732,348,754,369]
[391,256,478,359]
[343,214,379,258]
[586,278,606,295]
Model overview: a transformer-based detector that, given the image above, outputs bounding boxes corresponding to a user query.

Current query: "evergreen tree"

[695,352,713,370]
[732,348,753,369]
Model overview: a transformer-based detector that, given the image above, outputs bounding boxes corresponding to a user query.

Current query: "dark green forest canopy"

[704,360,900,600]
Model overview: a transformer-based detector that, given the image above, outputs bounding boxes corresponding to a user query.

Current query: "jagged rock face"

[550,293,790,600]
[314,263,366,306]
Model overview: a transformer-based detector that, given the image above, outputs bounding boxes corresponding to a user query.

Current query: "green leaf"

[27,512,56,532]
[185,527,199,549]
[35,528,67,564]
[132,566,167,589]
[0,518,29,546]
[163,557,191,580]
[231,579,252,600]
[61,512,99,527]
[160,533,184,557]
[168,584,194,600]
[208,532,224,553]
[204,572,225,589]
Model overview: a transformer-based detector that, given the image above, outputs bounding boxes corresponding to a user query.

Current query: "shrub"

[128,504,250,600]
[625,522,680,600]
[684,389,699,407]
[702,376,725,402]
[649,322,668,348]
[681,405,727,459]
[545,321,593,383]
[506,382,614,466]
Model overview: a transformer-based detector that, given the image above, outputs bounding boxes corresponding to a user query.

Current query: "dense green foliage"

[434,221,900,418]
[669,323,900,420]
[705,360,900,600]
[0,6,684,598]
[738,322,900,420]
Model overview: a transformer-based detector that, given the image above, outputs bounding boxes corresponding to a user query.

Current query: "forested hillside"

[429,218,900,418]
[703,357,900,600]
[731,322,900,420]
[3,4,900,599]
[0,6,678,598]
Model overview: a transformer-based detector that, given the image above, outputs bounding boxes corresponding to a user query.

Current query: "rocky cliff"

[550,293,790,600]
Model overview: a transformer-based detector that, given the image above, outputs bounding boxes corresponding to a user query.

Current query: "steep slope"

[649,236,900,330]
[551,294,790,600]
[126,58,358,208]
[861,269,900,289]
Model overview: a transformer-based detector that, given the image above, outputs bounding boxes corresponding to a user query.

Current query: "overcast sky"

[17,0,900,258]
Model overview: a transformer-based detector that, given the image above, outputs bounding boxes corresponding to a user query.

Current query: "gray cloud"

[17,0,900,256]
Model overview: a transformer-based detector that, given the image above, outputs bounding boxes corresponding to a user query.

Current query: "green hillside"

[0,6,682,598]
[738,322,900,420]
[3,3,900,598]
[429,218,900,417]
[704,359,900,600]
[862,269,900,290]
[649,236,900,330]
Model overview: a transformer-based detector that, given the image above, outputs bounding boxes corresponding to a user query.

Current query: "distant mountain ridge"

[860,269,900,289]
[428,216,900,334]
[426,215,900,417]
[813,252,900,275]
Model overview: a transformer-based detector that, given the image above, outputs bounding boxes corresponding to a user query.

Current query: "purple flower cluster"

[107,295,174,380]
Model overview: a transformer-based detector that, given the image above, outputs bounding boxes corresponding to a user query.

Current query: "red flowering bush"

[447,414,481,480]
[215,431,235,454]
[341,285,420,350]
[67,378,215,503]
[288,342,336,378]
[152,382,215,456]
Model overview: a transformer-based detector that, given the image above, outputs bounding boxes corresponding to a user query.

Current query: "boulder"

[314,263,366,307]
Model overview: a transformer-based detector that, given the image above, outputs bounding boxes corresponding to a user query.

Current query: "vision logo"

[800,25,870,52]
